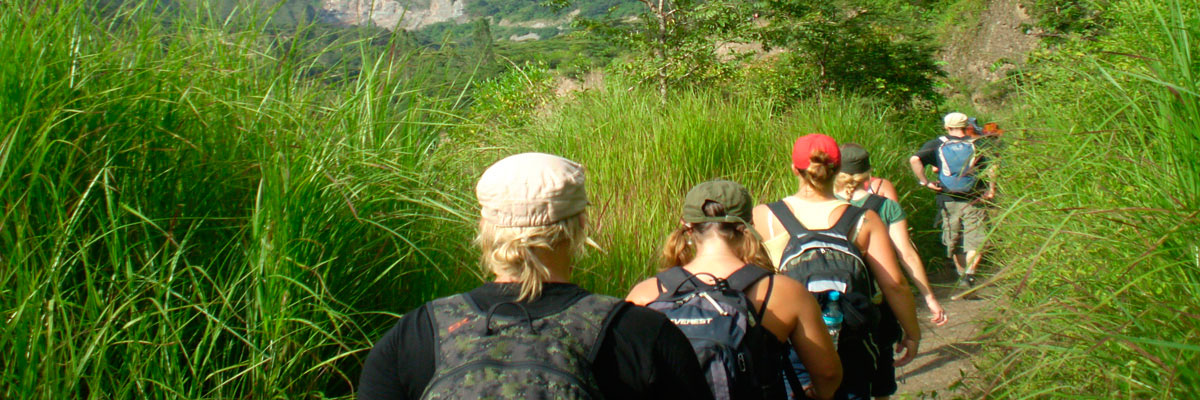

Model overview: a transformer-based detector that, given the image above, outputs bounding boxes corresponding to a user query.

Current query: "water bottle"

[822,291,844,349]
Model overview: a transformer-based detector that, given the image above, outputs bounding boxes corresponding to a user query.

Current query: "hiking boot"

[955,275,971,289]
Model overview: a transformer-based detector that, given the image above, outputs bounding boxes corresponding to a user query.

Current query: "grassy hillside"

[976,0,1200,396]
[453,83,949,294]
[1,1,947,398]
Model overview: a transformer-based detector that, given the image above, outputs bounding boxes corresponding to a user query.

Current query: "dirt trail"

[891,266,993,399]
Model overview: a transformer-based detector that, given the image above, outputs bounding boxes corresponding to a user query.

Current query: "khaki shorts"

[940,200,987,256]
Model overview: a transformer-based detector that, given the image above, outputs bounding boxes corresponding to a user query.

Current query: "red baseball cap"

[792,134,841,170]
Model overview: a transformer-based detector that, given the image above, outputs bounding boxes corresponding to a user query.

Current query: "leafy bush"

[470,62,558,129]
[761,0,946,107]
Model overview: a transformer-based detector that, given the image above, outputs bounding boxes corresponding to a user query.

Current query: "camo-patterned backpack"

[420,293,626,400]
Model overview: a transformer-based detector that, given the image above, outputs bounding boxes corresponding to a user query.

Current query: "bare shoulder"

[625,277,662,306]
[752,203,774,233]
[746,274,815,311]
[752,203,773,220]
[879,178,900,202]
[762,275,815,304]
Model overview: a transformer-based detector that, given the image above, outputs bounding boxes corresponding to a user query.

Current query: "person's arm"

[358,307,434,400]
[909,156,940,192]
[887,218,947,326]
[625,278,660,306]
[857,211,922,366]
[983,163,998,200]
[764,277,842,400]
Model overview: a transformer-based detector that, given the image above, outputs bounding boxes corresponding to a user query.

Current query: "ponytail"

[798,149,839,192]
[835,171,872,199]
[476,214,586,302]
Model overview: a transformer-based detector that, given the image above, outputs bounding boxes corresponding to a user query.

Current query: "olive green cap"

[682,180,755,226]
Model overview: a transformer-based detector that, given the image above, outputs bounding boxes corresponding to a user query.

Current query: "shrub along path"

[892,266,993,399]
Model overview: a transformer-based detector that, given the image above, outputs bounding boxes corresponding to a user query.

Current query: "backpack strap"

[831,205,869,236]
[866,177,882,195]
[782,354,807,400]
[766,201,810,236]
[861,194,885,215]
[725,265,774,321]
[587,299,631,362]
[656,266,696,296]
[724,265,771,292]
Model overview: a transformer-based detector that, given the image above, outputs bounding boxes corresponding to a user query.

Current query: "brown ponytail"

[798,149,839,192]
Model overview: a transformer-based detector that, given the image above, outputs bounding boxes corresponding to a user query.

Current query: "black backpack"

[421,293,626,399]
[766,201,879,334]
[647,265,792,400]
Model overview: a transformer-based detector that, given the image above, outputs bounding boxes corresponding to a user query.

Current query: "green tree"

[760,0,944,106]
[558,0,754,95]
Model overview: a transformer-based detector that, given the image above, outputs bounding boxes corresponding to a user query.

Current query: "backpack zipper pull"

[700,292,729,316]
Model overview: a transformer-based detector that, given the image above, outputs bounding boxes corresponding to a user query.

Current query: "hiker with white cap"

[908,112,996,290]
[358,152,714,400]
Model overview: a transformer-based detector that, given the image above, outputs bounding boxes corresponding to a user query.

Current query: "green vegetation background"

[2,0,1197,398]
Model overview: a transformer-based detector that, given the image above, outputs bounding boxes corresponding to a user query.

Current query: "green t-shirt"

[845,195,907,225]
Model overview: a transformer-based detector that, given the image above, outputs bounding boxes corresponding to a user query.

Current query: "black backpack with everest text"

[647,265,792,400]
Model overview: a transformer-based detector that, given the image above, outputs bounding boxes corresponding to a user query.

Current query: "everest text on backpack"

[647,266,790,400]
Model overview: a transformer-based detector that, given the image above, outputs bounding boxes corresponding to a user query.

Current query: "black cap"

[840,143,871,174]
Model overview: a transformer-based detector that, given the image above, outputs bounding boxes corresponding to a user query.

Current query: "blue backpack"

[936,135,980,193]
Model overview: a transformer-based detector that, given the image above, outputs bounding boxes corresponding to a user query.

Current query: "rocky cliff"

[320,0,468,31]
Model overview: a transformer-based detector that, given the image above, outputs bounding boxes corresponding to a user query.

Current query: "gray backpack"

[766,202,879,334]
[421,293,625,399]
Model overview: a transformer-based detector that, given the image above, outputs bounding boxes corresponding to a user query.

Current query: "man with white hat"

[908,113,996,290]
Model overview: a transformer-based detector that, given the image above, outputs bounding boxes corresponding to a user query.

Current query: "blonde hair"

[475,214,587,302]
[660,201,774,272]
[835,170,872,199]
[797,150,839,193]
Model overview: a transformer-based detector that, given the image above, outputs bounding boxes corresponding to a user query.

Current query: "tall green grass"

[452,82,951,295]
[979,0,1200,396]
[0,0,477,397]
